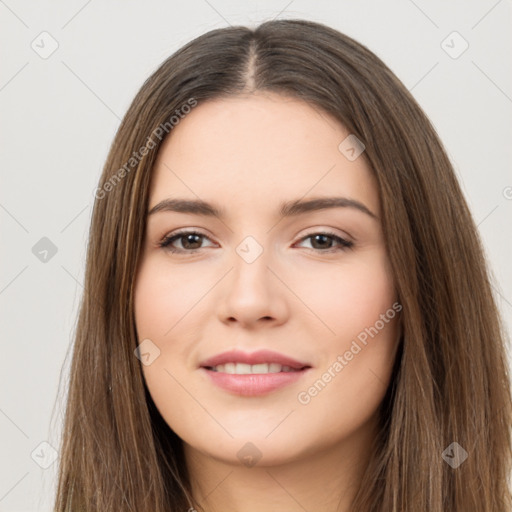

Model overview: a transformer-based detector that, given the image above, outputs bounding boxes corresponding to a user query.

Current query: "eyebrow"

[147,196,378,220]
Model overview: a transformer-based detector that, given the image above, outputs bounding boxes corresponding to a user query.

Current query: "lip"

[199,349,310,370]
[199,349,312,396]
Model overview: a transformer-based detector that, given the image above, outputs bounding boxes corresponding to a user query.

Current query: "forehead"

[148,92,379,217]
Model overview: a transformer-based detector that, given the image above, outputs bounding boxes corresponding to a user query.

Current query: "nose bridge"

[235,234,266,267]
[230,233,271,292]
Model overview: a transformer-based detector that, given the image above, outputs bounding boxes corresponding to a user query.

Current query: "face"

[133,92,401,467]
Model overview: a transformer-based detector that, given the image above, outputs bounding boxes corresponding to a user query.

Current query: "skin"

[133,92,401,512]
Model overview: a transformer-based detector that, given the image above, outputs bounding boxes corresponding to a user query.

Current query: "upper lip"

[199,349,311,370]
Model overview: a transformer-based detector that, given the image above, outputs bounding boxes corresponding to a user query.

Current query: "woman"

[53,18,512,511]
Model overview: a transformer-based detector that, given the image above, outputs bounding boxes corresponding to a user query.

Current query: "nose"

[216,242,289,329]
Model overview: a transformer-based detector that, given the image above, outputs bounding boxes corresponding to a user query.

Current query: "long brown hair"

[53,18,512,511]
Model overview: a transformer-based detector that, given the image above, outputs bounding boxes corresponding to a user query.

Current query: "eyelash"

[158,229,354,254]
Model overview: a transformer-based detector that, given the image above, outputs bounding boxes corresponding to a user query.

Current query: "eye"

[295,231,354,253]
[159,230,214,253]
[159,229,353,255]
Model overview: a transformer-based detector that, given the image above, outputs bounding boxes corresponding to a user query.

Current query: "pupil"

[184,234,201,249]
[313,234,331,249]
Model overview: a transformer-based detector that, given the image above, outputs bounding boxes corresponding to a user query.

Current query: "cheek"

[298,251,397,343]
[134,262,207,432]
[133,256,210,402]
[297,315,399,416]
[134,256,208,340]
[291,252,399,428]
[292,322,399,455]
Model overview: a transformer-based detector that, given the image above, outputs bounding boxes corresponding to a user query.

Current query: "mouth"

[204,362,307,374]
[199,349,312,396]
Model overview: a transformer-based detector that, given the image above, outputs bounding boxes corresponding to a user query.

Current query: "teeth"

[210,362,299,374]
[250,363,268,374]
[224,362,236,374]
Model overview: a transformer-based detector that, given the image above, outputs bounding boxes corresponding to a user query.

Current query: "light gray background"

[1,1,511,510]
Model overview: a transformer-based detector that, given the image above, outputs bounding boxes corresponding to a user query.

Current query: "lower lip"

[200,367,310,396]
